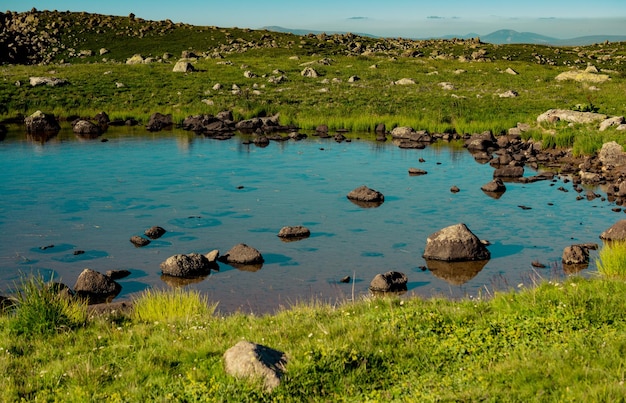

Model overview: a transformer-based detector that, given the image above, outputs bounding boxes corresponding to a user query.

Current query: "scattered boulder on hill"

[173,61,195,72]
[126,54,144,64]
[423,223,491,262]
[29,76,68,87]
[555,67,610,83]
[537,109,608,125]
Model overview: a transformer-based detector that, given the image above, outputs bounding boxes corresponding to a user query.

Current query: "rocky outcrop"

[223,341,287,392]
[160,253,215,277]
[369,271,408,292]
[537,109,608,125]
[423,223,490,261]
[73,268,122,304]
[29,76,68,87]
[130,235,150,247]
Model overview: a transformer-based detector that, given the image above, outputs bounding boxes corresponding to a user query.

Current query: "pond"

[0,125,618,314]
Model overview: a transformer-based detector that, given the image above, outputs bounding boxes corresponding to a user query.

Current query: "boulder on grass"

[223,341,287,392]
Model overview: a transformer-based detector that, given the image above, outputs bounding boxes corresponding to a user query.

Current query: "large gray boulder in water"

[423,223,490,261]
[160,253,214,277]
[73,268,121,304]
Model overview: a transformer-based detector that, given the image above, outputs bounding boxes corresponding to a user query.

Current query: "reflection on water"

[0,125,620,314]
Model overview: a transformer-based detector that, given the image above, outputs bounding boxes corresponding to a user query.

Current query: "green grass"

[6,276,87,336]
[596,242,626,279]
[3,274,626,401]
[132,287,217,324]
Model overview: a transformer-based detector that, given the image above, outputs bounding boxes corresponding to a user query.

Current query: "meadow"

[3,259,626,401]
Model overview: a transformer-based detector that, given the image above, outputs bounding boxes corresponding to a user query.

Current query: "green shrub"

[7,276,87,336]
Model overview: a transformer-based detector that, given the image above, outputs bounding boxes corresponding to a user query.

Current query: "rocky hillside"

[2,8,625,72]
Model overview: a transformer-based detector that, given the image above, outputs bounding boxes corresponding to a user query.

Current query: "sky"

[4,0,626,39]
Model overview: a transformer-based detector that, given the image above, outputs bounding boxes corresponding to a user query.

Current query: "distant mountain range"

[262,26,626,46]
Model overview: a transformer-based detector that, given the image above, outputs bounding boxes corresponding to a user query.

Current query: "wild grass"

[6,276,87,336]
[596,241,626,279]
[3,275,626,400]
[132,287,217,324]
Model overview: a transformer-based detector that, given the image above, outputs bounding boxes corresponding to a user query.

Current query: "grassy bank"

[2,266,626,401]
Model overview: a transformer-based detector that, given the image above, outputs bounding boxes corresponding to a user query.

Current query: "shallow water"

[0,126,619,314]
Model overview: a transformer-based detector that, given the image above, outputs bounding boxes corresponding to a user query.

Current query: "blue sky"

[5,0,626,38]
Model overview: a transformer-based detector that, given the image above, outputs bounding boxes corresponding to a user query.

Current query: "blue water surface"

[0,126,618,313]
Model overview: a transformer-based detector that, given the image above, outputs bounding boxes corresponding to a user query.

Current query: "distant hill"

[262,26,626,46]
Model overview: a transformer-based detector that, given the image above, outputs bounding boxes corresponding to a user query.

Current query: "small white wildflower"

[517,283,524,288]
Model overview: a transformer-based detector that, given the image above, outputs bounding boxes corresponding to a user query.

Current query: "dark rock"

[160,253,214,277]
[223,341,287,392]
[146,112,173,131]
[144,225,166,240]
[423,223,491,261]
[130,235,150,247]
[340,276,351,283]
[105,269,131,280]
[562,244,594,265]
[369,271,408,292]
[24,110,60,134]
[94,111,110,126]
[277,225,310,240]
[221,243,264,265]
[481,178,506,193]
[73,268,121,304]
[72,119,102,135]
[408,168,428,175]
[375,123,386,134]
[493,166,524,179]
[450,185,460,193]
[347,185,384,203]
[600,220,626,241]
